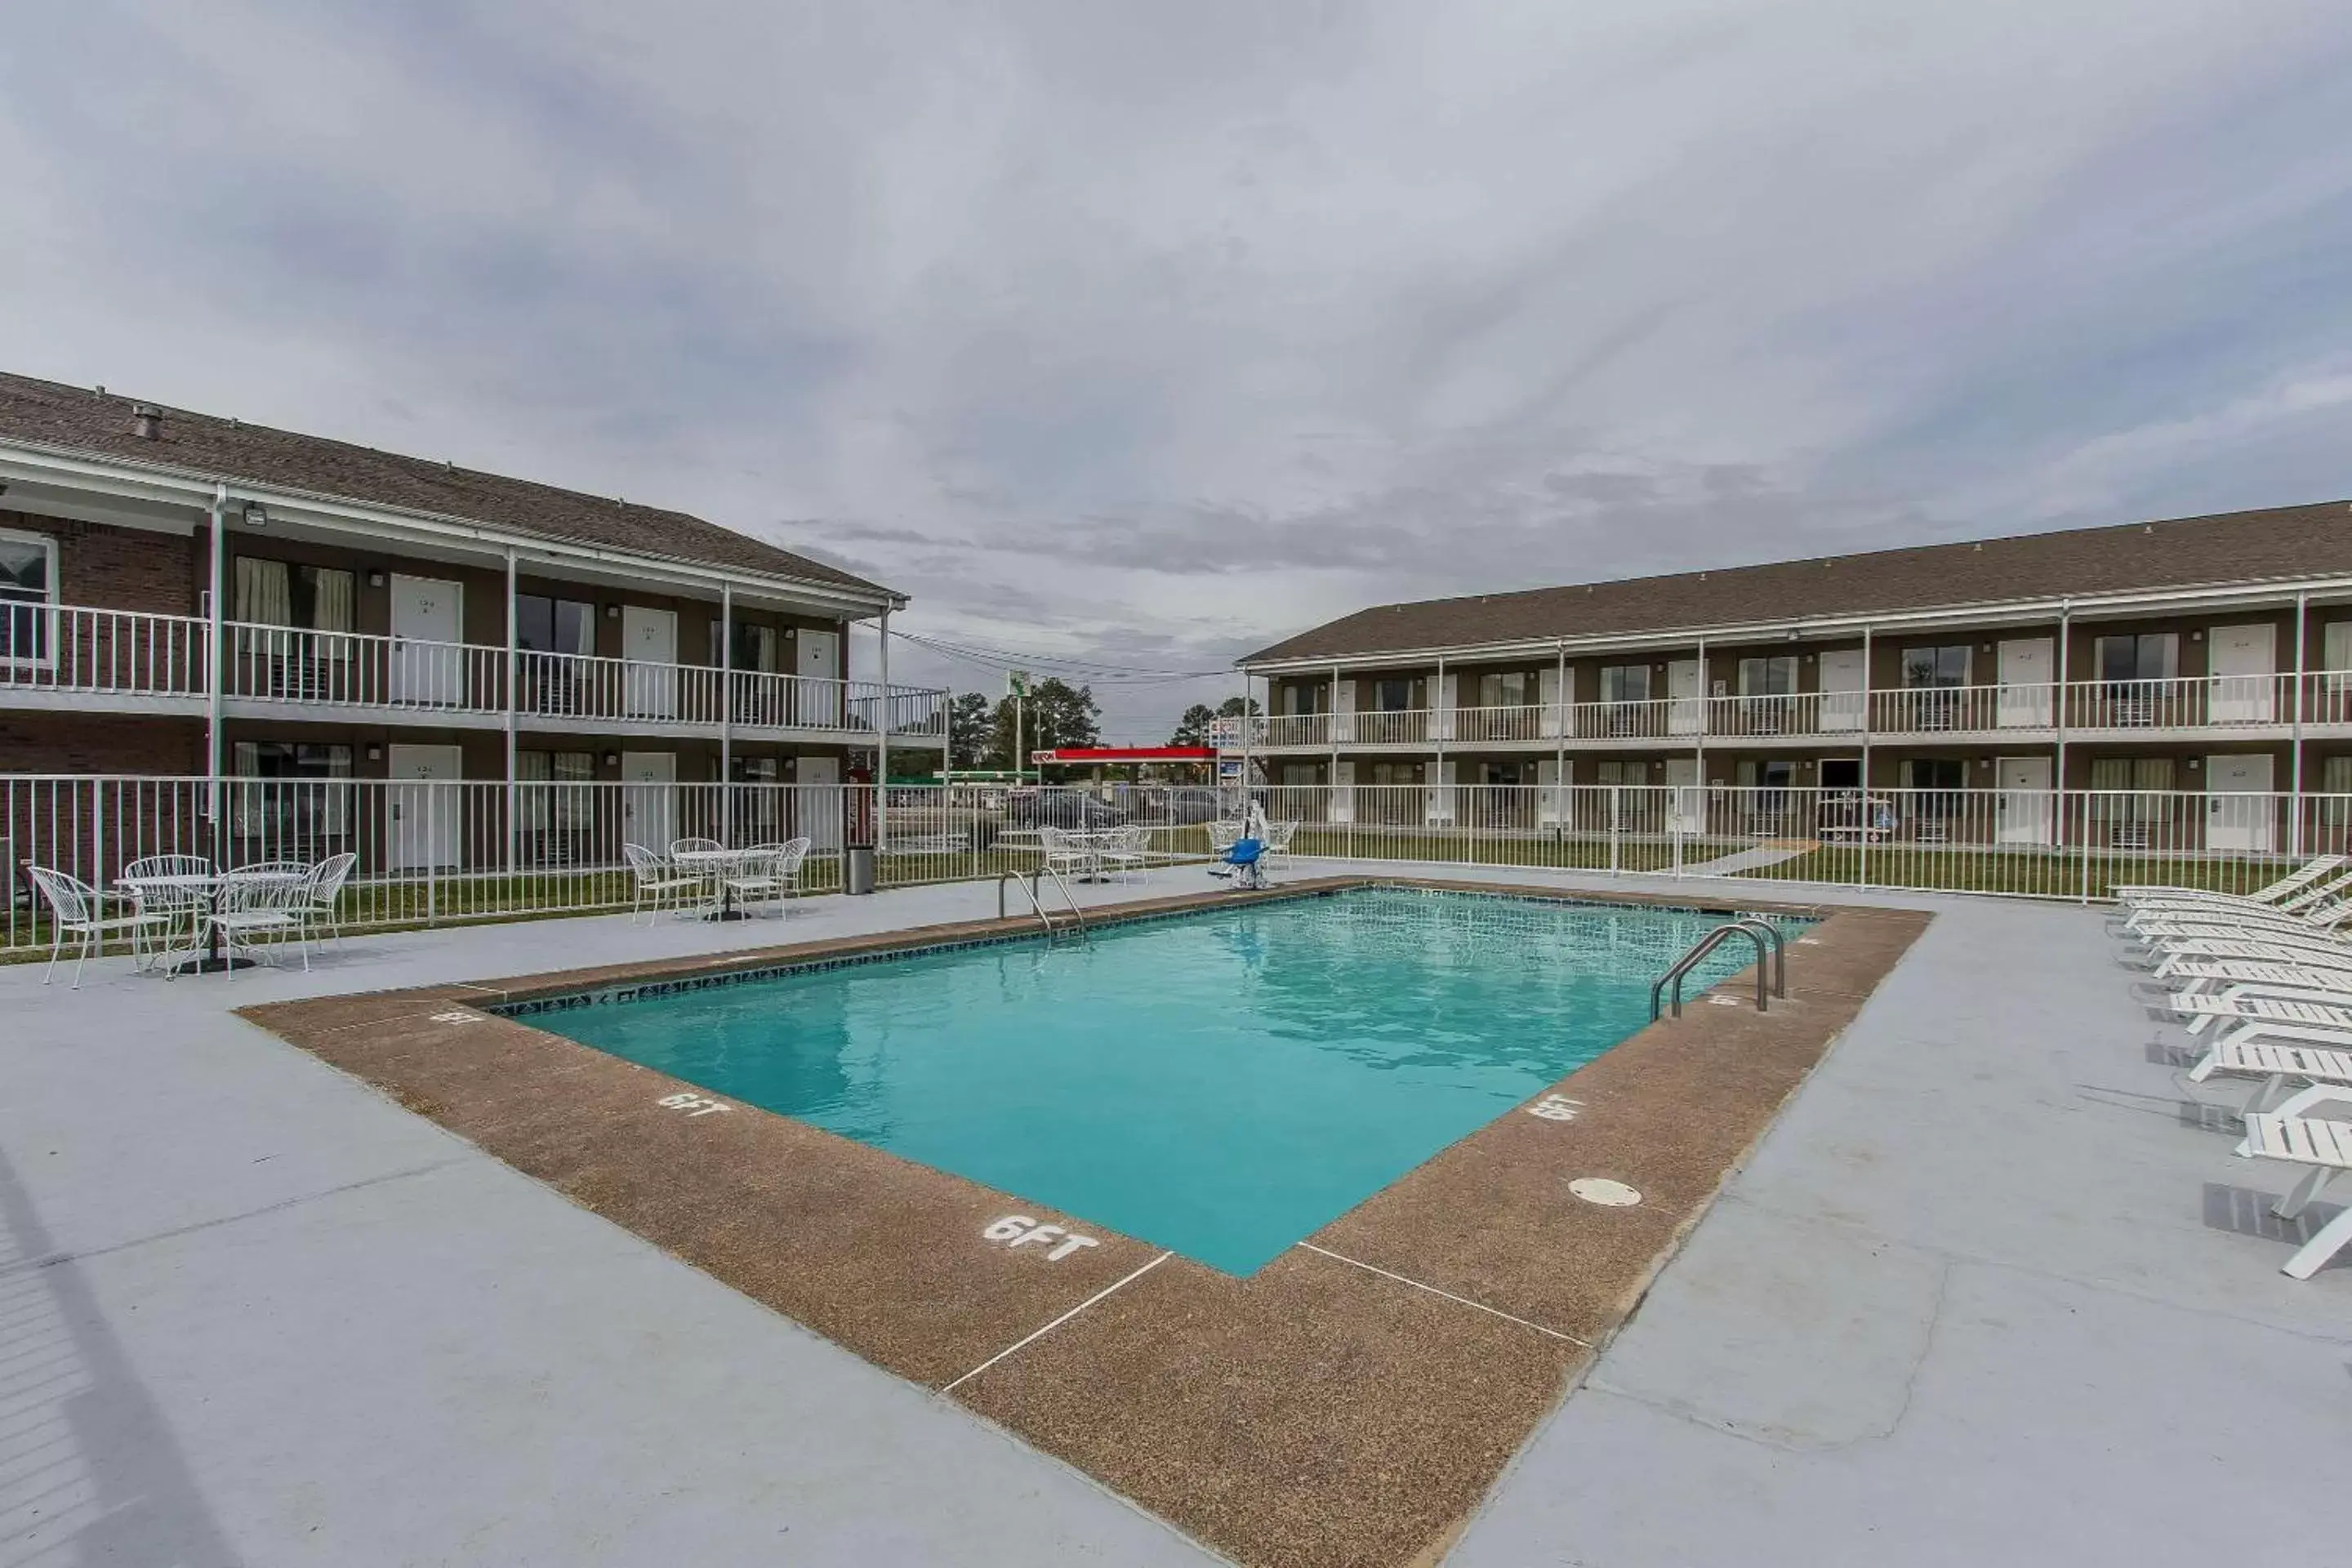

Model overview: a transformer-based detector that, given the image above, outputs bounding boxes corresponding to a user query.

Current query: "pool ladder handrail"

[996,868,1089,942]
[1650,917,1787,1022]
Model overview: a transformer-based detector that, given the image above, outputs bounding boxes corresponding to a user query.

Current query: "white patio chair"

[212,871,311,976]
[27,866,172,988]
[1261,820,1299,872]
[669,836,724,857]
[292,852,359,945]
[623,842,705,924]
[1040,826,1096,881]
[121,854,214,965]
[724,838,811,919]
[1207,819,1244,858]
[2234,1111,2352,1278]
[1097,826,1150,884]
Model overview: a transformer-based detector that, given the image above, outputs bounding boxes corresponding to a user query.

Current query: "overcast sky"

[7,1,2351,740]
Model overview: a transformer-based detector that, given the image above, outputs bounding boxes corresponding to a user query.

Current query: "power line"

[892,629,1238,684]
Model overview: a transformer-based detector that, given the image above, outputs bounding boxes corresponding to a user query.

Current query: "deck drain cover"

[1569,1178,1642,1207]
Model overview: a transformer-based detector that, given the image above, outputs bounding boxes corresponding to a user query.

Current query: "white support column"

[719,585,734,844]
[1693,635,1708,786]
[2054,604,2072,849]
[876,604,891,850]
[2292,591,2308,858]
[503,546,518,876]
[205,485,226,836]
[1860,624,1873,885]
[1553,641,1567,827]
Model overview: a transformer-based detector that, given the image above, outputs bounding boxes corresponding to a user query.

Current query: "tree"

[945,692,994,771]
[987,676,1102,767]
[1169,694,1262,747]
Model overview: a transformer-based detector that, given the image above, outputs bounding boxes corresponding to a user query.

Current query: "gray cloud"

[6,0,2352,742]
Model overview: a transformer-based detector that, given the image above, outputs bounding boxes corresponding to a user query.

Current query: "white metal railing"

[1263,712,1331,748]
[514,647,724,725]
[1452,704,1551,743]
[226,622,507,713]
[2065,673,2297,732]
[0,604,208,697]
[14,777,2352,960]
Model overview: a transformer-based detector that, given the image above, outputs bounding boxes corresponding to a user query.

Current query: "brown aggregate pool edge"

[238,879,1927,1568]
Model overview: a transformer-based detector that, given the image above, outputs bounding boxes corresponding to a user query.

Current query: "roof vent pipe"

[131,403,163,439]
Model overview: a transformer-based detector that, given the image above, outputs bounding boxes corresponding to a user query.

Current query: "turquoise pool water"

[527,889,1794,1275]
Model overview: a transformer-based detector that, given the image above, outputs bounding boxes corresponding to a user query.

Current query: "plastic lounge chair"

[2153,944,2352,982]
[27,866,172,988]
[2116,855,2345,906]
[623,842,704,924]
[2123,870,2352,932]
[2167,991,2352,1053]
[2186,1039,2352,1116]
[212,871,310,976]
[2234,1111,2352,1278]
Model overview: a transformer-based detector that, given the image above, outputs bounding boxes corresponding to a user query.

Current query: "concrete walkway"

[4,864,2345,1566]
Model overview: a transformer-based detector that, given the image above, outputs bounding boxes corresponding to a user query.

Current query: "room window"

[1278,683,1325,716]
[1900,646,1970,688]
[1904,757,1967,818]
[1372,678,1417,712]
[229,741,354,840]
[2093,633,2178,684]
[234,558,356,632]
[516,594,596,656]
[0,528,56,664]
[710,620,781,673]
[1598,665,1650,703]
[2321,755,2352,826]
[1738,657,1799,696]
[2088,756,2175,820]
[518,750,597,830]
[1280,763,1321,786]
[1476,670,1534,708]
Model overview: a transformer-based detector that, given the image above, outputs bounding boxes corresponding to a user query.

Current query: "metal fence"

[7,776,2347,957]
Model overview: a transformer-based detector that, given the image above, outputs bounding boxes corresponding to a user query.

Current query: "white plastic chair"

[724,838,811,919]
[623,842,703,924]
[27,866,172,987]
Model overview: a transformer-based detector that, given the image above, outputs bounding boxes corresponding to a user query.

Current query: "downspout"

[206,484,226,836]
[2292,591,2308,858]
[503,546,518,878]
[719,584,733,844]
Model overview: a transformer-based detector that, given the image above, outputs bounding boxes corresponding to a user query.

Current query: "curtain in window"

[234,559,293,625]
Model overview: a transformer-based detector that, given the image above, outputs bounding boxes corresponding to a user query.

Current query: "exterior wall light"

[368,570,386,588]
[606,604,621,619]
[242,502,268,528]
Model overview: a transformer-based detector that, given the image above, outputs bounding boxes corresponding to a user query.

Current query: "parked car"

[1009,789,1129,830]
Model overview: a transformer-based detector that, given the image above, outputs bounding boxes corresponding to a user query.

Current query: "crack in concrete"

[0,1159,474,1278]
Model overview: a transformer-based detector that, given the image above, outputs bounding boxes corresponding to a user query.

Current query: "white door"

[1996,755,2053,845]
[1818,648,1865,732]
[1667,659,1702,735]
[386,744,464,871]
[1330,679,1356,744]
[797,627,842,728]
[795,753,842,850]
[1998,638,2053,728]
[1331,756,1356,823]
[1423,758,1458,826]
[1664,756,1704,833]
[390,576,464,707]
[2207,623,2276,724]
[2206,753,2274,853]
[618,751,677,852]
[621,606,678,719]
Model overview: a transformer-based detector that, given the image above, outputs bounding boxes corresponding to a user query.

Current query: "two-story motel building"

[0,372,944,830]
[1236,501,2352,850]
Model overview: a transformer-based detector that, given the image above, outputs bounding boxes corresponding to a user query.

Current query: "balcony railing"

[2,604,945,737]
[1242,671,2352,749]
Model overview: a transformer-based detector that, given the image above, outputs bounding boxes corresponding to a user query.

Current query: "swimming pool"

[521,888,1797,1275]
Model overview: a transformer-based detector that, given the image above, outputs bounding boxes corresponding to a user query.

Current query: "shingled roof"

[1243,500,2352,665]
[0,370,889,599]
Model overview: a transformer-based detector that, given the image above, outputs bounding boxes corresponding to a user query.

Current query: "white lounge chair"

[2167,991,2352,1054]
[2153,943,2352,982]
[2186,1038,2352,1115]
[2234,1111,2352,1278]
[623,842,704,924]
[2121,866,2352,929]
[2117,854,2345,909]
[26,866,173,987]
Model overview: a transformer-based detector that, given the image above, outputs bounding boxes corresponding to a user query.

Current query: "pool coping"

[236,876,1929,1568]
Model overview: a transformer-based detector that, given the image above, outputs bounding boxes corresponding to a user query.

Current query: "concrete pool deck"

[3,862,2345,1566]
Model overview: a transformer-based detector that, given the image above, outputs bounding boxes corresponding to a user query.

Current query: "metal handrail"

[995,868,1089,942]
[1650,917,1787,1021]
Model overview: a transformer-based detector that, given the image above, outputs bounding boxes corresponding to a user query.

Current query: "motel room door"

[2205,753,2275,853]
[389,576,464,707]
[621,606,679,719]
[1818,648,1865,732]
[2207,624,2276,724]
[1667,660,1702,736]
[619,751,677,852]
[795,753,843,851]
[1664,756,1704,834]
[1996,755,2054,845]
[1998,638,2054,728]
[797,628,843,728]
[386,744,464,871]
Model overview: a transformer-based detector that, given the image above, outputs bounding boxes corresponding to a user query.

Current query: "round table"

[667,849,759,921]
[118,869,305,973]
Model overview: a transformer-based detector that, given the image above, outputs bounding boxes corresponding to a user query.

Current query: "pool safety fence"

[4,776,2345,955]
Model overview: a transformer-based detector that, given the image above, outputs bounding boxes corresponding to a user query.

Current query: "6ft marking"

[657,1092,732,1118]
[982,1214,1100,1262]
